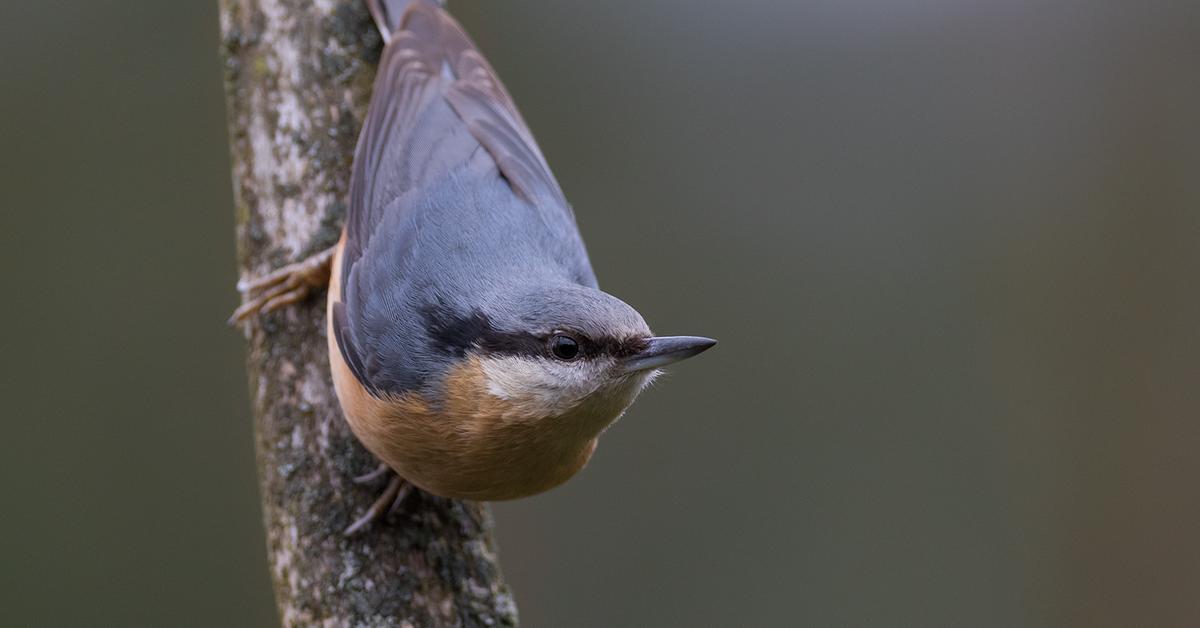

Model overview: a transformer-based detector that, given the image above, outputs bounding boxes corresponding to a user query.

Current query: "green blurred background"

[2,1,1197,626]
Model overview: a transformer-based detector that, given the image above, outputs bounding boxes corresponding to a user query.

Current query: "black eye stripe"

[423,304,644,360]
[608,336,649,359]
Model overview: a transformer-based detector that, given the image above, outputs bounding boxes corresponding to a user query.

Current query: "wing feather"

[335,3,578,396]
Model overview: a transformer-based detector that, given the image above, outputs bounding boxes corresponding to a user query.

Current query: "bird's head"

[430,283,715,436]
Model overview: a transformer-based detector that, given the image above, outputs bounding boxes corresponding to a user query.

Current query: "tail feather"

[368,0,444,43]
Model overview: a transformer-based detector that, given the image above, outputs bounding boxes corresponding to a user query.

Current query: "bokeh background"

[2,0,1197,626]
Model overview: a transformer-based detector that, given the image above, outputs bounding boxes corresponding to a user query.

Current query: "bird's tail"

[367,0,444,44]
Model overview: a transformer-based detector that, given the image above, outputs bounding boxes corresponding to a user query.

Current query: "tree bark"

[218,1,518,625]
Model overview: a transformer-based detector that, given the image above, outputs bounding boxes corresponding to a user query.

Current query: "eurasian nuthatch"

[233,0,715,534]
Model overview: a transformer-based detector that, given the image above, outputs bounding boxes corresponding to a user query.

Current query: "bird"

[232,0,715,534]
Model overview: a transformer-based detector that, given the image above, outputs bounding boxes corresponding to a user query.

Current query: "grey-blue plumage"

[336,1,645,397]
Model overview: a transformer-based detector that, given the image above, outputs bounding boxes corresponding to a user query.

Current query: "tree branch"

[218,1,518,624]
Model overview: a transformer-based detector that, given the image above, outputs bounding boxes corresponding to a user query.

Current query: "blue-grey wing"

[334,2,593,395]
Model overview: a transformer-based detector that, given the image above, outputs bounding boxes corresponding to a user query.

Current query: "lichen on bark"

[218,1,518,625]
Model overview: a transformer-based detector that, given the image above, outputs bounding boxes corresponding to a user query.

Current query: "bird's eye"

[549,335,580,361]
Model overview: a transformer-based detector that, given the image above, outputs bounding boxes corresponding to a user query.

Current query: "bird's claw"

[352,463,391,485]
[344,474,411,536]
[228,245,335,325]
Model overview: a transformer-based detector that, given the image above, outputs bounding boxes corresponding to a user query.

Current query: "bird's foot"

[352,463,391,485]
[228,245,336,325]
[344,472,412,536]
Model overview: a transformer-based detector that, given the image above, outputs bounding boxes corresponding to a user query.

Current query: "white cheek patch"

[479,356,551,400]
[478,355,605,415]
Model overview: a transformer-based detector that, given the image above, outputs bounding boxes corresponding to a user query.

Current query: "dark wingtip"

[332,301,381,397]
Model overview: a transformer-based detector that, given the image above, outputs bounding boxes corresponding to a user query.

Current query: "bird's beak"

[621,336,717,373]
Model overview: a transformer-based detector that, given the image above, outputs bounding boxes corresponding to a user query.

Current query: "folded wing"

[336,2,576,395]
